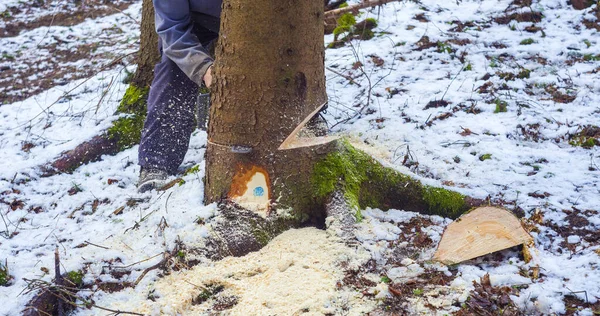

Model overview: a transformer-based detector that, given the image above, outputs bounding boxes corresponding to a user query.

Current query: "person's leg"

[138,46,198,175]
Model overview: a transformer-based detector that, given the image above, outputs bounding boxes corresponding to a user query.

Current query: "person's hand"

[203,66,213,88]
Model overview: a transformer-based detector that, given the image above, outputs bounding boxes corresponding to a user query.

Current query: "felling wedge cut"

[433,206,533,265]
[278,102,340,150]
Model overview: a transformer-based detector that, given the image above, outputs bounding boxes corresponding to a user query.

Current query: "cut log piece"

[433,206,533,265]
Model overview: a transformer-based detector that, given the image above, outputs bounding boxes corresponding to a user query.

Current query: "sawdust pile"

[119,228,373,315]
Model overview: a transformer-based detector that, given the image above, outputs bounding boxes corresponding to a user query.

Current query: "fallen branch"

[133,249,177,286]
[324,0,399,20]
[41,134,120,176]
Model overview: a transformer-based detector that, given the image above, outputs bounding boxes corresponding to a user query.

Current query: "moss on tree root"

[107,84,149,151]
[312,140,473,219]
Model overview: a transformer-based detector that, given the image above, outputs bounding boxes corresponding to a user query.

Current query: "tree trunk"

[130,0,160,89]
[205,0,330,223]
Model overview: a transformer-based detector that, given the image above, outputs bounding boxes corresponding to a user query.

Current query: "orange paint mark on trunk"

[228,164,272,215]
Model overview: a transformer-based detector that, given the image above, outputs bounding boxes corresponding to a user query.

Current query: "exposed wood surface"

[433,206,533,265]
[228,165,271,215]
[279,102,339,150]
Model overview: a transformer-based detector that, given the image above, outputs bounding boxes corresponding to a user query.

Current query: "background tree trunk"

[205,0,330,222]
[130,0,160,89]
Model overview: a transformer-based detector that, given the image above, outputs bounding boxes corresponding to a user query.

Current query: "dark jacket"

[153,0,221,86]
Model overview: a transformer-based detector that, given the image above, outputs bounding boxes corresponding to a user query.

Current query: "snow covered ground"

[1,0,599,315]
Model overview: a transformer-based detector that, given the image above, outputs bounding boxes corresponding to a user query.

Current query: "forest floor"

[0,0,599,315]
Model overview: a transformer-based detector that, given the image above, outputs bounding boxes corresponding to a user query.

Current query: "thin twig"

[107,3,140,25]
[134,249,178,286]
[11,52,135,131]
[54,247,64,316]
[112,252,163,269]
[440,64,466,101]
[94,75,115,114]
[326,67,362,86]
[84,241,110,249]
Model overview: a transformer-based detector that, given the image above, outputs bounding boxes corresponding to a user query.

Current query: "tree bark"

[131,0,159,88]
[205,0,330,223]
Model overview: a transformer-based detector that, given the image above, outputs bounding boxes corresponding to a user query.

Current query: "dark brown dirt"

[583,19,600,31]
[414,13,429,23]
[516,123,545,142]
[544,209,599,254]
[544,85,577,104]
[0,0,138,105]
[563,295,600,315]
[477,81,493,94]
[494,11,543,25]
[455,274,524,316]
[524,25,543,33]
[0,37,134,105]
[414,36,438,51]
[448,38,472,46]
[424,100,450,109]
[448,20,489,32]
[0,0,137,38]
[369,269,457,315]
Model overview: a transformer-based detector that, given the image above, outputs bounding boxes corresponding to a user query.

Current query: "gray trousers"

[138,25,217,174]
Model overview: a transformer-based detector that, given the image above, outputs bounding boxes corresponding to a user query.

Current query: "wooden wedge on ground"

[433,206,533,265]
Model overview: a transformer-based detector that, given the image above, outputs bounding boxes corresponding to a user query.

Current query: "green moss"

[479,153,492,161]
[107,115,146,150]
[108,84,149,150]
[312,142,373,211]
[422,187,468,219]
[520,38,535,45]
[0,262,10,286]
[312,140,470,219]
[365,18,378,28]
[436,42,453,54]
[494,99,508,113]
[517,69,531,79]
[117,85,148,114]
[568,126,599,149]
[183,164,201,176]
[583,54,600,61]
[339,2,348,8]
[333,13,357,40]
[570,136,598,148]
[66,270,84,287]
[252,225,272,247]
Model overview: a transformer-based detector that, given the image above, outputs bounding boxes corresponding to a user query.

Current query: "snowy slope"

[1,0,599,315]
